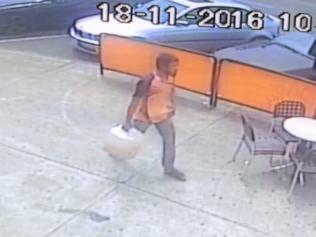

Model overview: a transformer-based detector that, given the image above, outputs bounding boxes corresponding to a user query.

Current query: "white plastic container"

[103,125,144,159]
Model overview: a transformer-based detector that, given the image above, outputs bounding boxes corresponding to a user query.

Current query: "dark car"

[0,0,142,36]
[215,32,316,81]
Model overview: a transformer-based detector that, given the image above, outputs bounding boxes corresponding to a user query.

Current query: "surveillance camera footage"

[0,0,316,237]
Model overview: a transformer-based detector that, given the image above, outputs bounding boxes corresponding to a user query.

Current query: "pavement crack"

[0,142,117,183]
[0,78,23,91]
[176,108,236,148]
[40,61,74,75]
[42,185,120,237]
[58,209,110,223]
[124,184,273,237]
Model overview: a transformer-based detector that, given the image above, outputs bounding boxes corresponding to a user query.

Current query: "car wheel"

[0,14,28,35]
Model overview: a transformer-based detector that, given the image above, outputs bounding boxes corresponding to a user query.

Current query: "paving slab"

[129,112,316,237]
[0,51,236,182]
[0,43,316,237]
[48,186,269,237]
[0,146,116,237]
[0,54,158,182]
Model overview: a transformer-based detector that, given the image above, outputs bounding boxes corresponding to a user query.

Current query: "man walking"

[123,53,186,181]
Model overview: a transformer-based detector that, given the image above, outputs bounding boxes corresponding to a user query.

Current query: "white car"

[69,0,281,54]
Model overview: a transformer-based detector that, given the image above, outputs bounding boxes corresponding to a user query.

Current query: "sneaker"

[164,168,186,182]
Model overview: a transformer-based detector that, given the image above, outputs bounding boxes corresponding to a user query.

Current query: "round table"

[283,117,316,143]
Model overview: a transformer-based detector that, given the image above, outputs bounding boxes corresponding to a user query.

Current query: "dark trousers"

[133,118,175,172]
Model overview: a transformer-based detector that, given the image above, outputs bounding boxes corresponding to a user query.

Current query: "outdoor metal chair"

[289,148,316,195]
[231,115,287,173]
[270,101,306,144]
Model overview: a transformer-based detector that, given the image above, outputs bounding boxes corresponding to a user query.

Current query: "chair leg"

[284,142,292,159]
[269,155,274,168]
[289,168,300,195]
[243,153,254,175]
[270,142,296,171]
[230,138,244,163]
[299,172,305,186]
[269,120,275,135]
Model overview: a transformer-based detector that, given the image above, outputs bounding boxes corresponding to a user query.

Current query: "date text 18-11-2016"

[97,2,315,32]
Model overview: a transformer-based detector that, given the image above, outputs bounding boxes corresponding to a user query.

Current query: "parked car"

[0,0,142,36]
[215,31,316,80]
[69,0,281,54]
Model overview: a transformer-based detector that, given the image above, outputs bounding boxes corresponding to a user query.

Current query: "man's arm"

[123,79,150,130]
[124,97,142,130]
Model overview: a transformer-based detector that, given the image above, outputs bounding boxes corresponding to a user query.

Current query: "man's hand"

[123,96,142,132]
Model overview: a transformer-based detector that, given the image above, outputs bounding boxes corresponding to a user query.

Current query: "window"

[309,39,316,57]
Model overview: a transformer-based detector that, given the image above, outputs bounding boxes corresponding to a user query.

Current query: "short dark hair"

[156,53,178,70]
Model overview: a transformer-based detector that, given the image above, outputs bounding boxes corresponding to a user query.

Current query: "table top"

[283,117,316,142]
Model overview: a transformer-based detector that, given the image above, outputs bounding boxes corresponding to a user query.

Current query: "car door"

[32,0,90,30]
[199,6,254,51]
[214,6,252,50]
[158,6,255,52]
[223,7,256,45]
[30,0,67,30]
[157,7,218,52]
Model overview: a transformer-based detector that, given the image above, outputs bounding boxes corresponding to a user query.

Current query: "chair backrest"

[273,101,306,118]
[241,115,255,143]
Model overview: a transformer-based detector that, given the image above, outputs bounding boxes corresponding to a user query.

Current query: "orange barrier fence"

[100,34,216,97]
[216,59,316,117]
[99,35,316,117]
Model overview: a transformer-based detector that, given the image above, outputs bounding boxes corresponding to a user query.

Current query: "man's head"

[156,53,179,77]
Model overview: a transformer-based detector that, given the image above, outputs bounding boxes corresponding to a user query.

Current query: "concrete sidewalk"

[0,48,316,237]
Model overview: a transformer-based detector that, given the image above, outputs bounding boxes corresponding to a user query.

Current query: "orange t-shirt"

[132,73,175,123]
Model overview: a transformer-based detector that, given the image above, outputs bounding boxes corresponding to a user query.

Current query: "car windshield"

[0,0,45,4]
[270,32,316,56]
[136,0,188,23]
